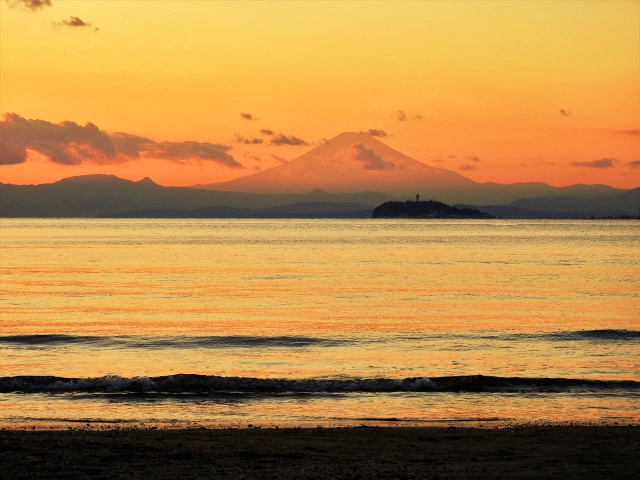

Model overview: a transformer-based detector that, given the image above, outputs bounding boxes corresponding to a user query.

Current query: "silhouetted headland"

[372,199,494,219]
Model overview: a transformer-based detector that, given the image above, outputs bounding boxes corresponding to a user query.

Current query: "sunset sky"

[1,0,638,189]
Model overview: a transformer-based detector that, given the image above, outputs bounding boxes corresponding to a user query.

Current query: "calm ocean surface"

[1,219,638,428]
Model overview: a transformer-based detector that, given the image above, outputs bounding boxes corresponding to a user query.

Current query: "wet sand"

[1,425,638,479]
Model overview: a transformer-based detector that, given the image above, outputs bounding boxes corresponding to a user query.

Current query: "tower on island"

[416,194,420,203]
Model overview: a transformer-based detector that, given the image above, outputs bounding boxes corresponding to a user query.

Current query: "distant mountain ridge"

[1,174,636,218]
[456,187,639,218]
[107,202,373,219]
[0,175,391,218]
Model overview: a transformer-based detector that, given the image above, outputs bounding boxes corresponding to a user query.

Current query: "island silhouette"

[372,196,494,219]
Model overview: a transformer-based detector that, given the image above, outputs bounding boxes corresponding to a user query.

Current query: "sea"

[0,218,638,429]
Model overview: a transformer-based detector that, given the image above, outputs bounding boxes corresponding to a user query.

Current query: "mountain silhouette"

[198,132,474,196]
[0,174,392,217]
[1,173,636,218]
[2,133,637,217]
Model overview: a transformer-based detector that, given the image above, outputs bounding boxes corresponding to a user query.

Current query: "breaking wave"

[1,374,638,395]
[551,329,640,341]
[0,329,637,350]
[0,334,342,348]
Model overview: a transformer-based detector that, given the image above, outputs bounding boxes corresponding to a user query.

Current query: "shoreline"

[1,425,638,479]
[2,418,638,431]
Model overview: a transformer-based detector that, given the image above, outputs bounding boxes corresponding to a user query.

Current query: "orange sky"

[1,0,638,189]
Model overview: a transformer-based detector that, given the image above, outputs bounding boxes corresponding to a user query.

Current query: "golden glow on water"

[0,219,638,426]
[0,392,636,430]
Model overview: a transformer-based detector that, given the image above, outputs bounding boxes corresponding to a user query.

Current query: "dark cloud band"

[571,158,616,169]
[614,129,640,137]
[0,113,241,168]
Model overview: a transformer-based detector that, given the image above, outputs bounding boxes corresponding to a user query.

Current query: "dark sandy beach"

[0,425,638,479]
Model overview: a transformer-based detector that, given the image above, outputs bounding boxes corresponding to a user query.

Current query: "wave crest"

[1,374,638,395]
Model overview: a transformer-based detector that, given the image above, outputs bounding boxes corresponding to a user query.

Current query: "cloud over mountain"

[270,134,309,146]
[0,113,241,167]
[365,129,387,137]
[459,164,478,171]
[349,142,394,170]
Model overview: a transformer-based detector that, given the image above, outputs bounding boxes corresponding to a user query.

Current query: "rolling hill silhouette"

[0,175,391,217]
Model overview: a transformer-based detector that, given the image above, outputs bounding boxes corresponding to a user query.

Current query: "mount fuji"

[197,132,474,197]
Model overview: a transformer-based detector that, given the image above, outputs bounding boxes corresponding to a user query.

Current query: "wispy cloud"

[626,160,640,169]
[144,141,238,165]
[240,112,258,121]
[259,129,274,136]
[528,157,556,166]
[395,110,422,122]
[349,142,394,170]
[0,113,241,168]
[234,134,263,145]
[243,152,262,162]
[5,1,100,31]
[4,0,51,11]
[559,109,572,117]
[466,155,481,162]
[270,133,308,146]
[53,16,99,31]
[613,129,640,137]
[571,158,616,169]
[271,154,289,165]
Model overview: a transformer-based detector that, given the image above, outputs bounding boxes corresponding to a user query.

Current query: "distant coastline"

[0,174,638,219]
